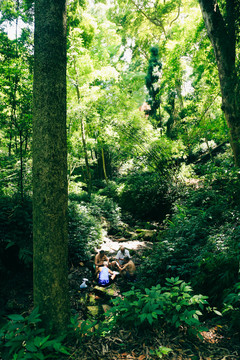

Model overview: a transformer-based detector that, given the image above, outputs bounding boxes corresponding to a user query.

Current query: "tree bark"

[33,0,70,333]
[198,0,240,166]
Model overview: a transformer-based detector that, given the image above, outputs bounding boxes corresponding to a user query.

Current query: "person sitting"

[97,261,116,287]
[111,246,131,270]
[94,250,109,274]
[120,256,136,282]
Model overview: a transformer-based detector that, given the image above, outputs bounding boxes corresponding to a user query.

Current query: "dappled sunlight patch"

[184,178,204,188]
[200,325,224,344]
[100,236,153,253]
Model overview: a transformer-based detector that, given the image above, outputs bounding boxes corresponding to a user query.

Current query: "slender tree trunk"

[80,114,92,196]
[8,117,13,156]
[74,73,92,196]
[33,0,70,333]
[19,130,24,202]
[101,148,108,183]
[198,0,240,166]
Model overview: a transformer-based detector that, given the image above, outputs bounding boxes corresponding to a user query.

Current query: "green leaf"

[139,314,147,322]
[6,241,15,249]
[151,312,158,319]
[160,346,172,354]
[53,341,70,355]
[34,335,50,348]
[26,342,38,352]
[34,353,45,360]
[213,309,222,316]
[171,314,178,325]
[147,314,153,325]
[176,304,181,311]
[22,354,35,359]
[27,307,41,324]
[155,309,164,316]
[7,314,25,321]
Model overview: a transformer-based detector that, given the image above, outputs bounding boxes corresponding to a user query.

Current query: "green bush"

[162,202,240,302]
[138,179,240,306]
[90,194,122,230]
[223,282,240,329]
[0,196,33,269]
[68,200,103,264]
[107,277,208,334]
[68,190,90,203]
[118,172,174,221]
[68,193,122,264]
[194,234,239,305]
[195,152,240,207]
[71,316,115,340]
[97,180,119,201]
[0,308,70,360]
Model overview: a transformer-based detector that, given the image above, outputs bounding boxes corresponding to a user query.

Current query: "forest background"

[1,0,240,359]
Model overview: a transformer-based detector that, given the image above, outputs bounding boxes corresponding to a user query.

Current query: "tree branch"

[170,4,181,27]
[129,0,166,35]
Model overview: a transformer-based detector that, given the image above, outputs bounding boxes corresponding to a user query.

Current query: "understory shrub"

[118,171,174,221]
[223,282,240,329]
[89,194,122,230]
[107,277,208,335]
[138,178,240,305]
[69,191,122,226]
[97,180,119,201]
[68,200,103,264]
[0,308,70,360]
[0,196,33,270]
[68,193,122,264]
[193,225,240,305]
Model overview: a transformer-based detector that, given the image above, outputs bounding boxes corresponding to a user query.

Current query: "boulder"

[135,229,156,241]
[87,305,101,318]
[93,284,119,298]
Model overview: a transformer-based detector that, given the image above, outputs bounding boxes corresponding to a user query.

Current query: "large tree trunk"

[198,0,240,166]
[32,0,70,333]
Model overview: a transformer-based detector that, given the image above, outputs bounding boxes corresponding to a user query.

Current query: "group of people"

[94,246,136,287]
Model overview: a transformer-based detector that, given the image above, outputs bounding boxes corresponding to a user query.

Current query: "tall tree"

[32,0,69,333]
[198,0,240,166]
[0,1,33,199]
[145,46,162,124]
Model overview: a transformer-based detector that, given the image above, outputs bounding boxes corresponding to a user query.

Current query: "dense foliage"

[138,154,240,308]
[108,278,208,333]
[0,308,69,360]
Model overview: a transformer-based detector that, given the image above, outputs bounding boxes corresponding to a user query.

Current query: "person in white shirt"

[111,246,131,270]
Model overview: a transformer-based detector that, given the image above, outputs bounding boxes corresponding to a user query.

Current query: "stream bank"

[69,233,153,320]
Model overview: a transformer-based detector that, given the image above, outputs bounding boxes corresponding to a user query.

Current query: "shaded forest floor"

[71,321,240,360]
[1,234,240,359]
